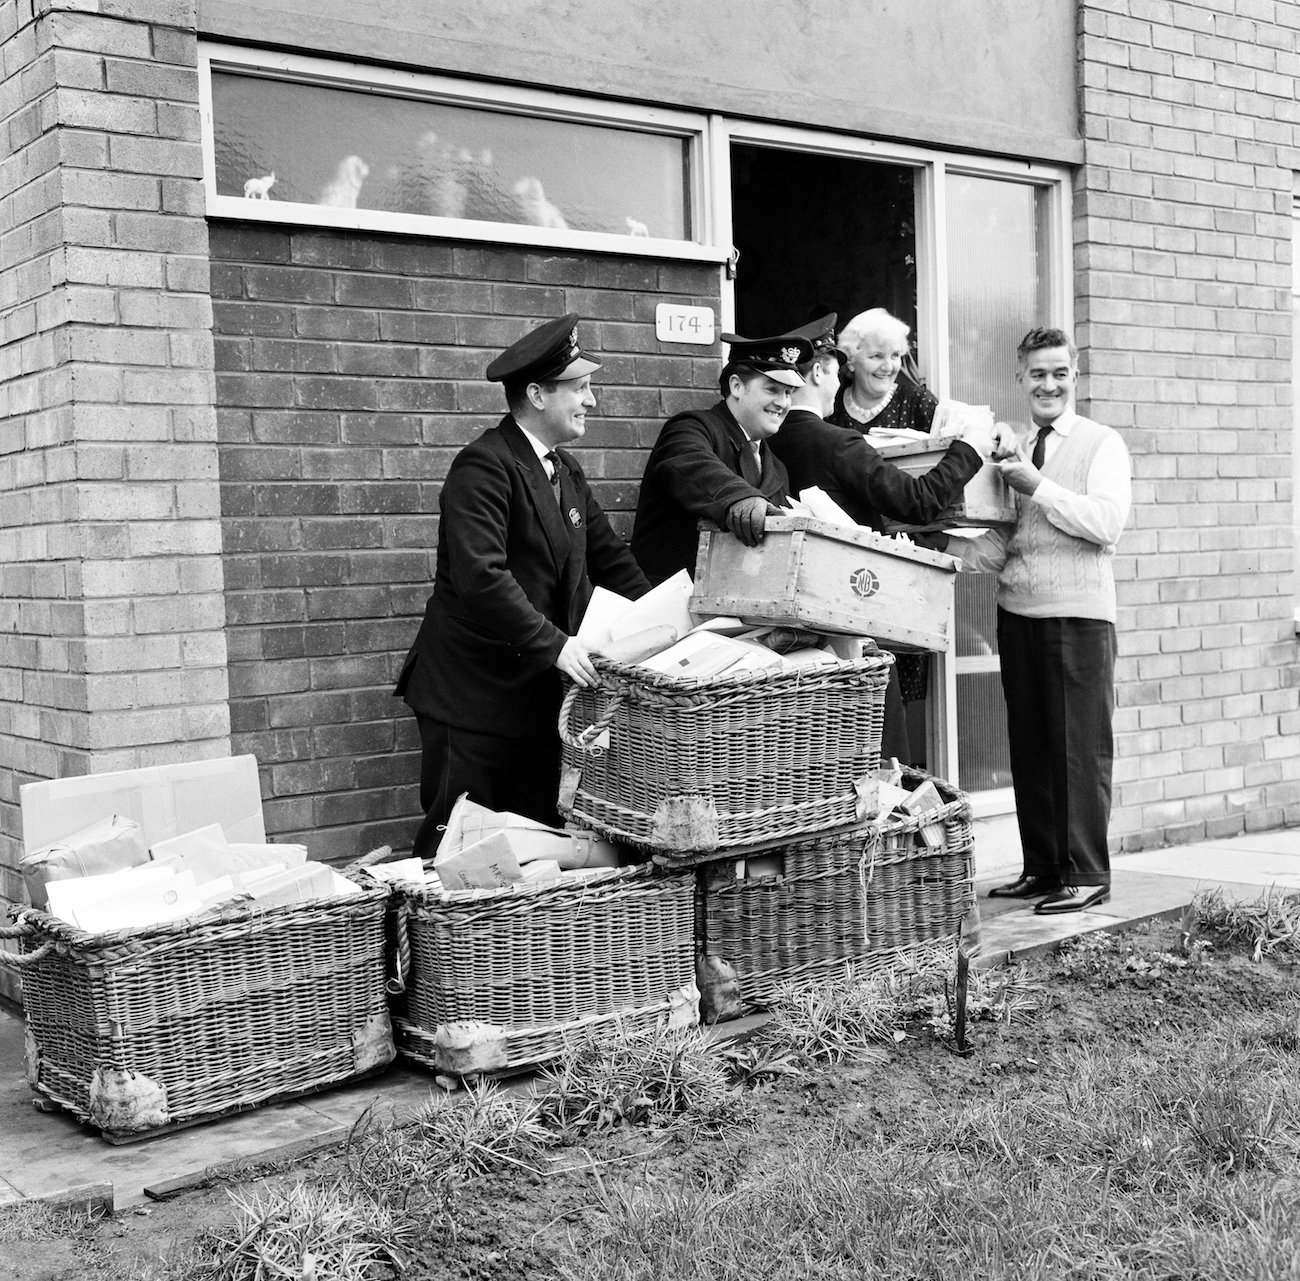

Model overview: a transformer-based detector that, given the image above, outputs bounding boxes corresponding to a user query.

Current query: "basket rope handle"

[557,683,623,752]
[0,922,35,940]
[386,900,410,996]
[0,941,56,969]
[856,823,883,949]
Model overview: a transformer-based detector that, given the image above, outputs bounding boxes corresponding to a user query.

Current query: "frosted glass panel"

[946,174,1048,793]
[946,175,1048,424]
[211,72,691,240]
[956,671,1015,792]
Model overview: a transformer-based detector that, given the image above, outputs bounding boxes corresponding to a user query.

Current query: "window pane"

[211,70,691,240]
[945,173,1049,793]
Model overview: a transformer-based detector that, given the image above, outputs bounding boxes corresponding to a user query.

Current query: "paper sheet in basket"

[436,793,620,870]
[796,487,858,530]
[577,570,694,653]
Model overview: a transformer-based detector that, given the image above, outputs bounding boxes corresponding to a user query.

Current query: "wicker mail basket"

[558,652,891,856]
[1,875,394,1142]
[698,769,975,1012]
[391,865,697,1076]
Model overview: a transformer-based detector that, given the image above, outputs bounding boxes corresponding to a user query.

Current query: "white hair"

[837,308,911,364]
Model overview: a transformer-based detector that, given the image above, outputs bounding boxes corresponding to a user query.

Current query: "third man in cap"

[630,330,813,584]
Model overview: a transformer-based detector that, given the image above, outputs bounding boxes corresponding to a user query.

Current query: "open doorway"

[731,143,935,770]
[730,146,918,341]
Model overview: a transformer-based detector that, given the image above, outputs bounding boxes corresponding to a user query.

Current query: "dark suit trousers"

[996,608,1116,887]
[411,714,562,859]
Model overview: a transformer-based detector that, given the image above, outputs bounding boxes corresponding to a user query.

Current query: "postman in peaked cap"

[720,329,814,387]
[787,313,846,364]
[485,312,601,384]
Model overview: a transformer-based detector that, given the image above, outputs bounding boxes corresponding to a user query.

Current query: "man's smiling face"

[729,372,794,440]
[1017,344,1077,428]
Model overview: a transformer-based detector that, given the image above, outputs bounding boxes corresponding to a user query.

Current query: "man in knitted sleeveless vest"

[961,329,1132,915]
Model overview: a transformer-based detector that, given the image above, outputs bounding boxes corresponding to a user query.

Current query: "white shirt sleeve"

[1030,431,1132,548]
[956,525,1011,574]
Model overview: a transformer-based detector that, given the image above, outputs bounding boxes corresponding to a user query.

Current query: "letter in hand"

[725,495,776,546]
[957,409,996,459]
[995,442,1043,496]
[990,421,1019,461]
[555,636,599,688]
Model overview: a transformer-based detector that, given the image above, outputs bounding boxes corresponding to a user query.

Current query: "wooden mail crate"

[871,437,1017,530]
[691,514,958,651]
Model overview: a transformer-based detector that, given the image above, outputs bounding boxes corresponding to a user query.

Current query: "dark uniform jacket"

[630,400,789,585]
[396,416,649,737]
[770,408,981,533]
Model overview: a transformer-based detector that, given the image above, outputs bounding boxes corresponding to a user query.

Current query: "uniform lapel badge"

[568,506,582,528]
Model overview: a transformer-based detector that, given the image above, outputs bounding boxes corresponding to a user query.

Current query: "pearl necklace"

[844,383,895,425]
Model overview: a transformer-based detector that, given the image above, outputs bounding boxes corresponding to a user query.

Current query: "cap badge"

[568,507,582,528]
[780,346,800,364]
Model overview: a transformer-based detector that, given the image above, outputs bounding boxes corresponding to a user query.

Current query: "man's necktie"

[1031,425,1053,469]
[740,438,762,486]
[544,451,563,506]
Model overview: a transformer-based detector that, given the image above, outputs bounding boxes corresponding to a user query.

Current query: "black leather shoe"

[1034,885,1111,915]
[987,874,1062,899]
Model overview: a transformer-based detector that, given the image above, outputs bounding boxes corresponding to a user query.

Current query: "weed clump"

[539,1023,751,1134]
[207,1181,409,1280]
[1195,887,1300,962]
[761,967,903,1064]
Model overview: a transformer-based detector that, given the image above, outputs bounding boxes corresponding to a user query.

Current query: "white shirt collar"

[518,425,554,470]
[1041,407,1078,437]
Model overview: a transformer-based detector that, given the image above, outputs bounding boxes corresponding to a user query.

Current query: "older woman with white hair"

[830,307,938,436]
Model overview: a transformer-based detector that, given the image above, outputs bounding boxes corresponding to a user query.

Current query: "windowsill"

[206,198,730,262]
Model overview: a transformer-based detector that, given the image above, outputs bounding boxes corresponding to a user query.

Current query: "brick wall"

[0,0,228,993]
[209,224,722,861]
[1077,0,1300,849]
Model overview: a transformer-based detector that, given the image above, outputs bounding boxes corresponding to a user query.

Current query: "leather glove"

[725,496,774,546]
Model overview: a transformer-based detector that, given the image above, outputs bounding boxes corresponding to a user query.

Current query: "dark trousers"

[411,715,562,860]
[880,662,911,765]
[996,608,1116,888]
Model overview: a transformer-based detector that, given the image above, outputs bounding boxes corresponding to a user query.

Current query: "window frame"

[198,42,728,262]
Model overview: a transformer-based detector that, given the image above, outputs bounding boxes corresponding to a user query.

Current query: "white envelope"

[797,487,859,529]
[48,865,203,934]
[576,586,634,649]
[607,569,694,642]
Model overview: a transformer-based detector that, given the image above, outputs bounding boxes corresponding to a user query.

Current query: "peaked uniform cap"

[485,312,601,384]
[719,329,814,387]
[787,313,846,364]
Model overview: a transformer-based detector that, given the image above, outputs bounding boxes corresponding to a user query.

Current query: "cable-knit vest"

[998,415,1117,623]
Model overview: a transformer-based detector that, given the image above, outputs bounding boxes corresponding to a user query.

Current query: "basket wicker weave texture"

[394,865,696,1073]
[7,880,393,1140]
[558,653,891,853]
[700,769,974,1007]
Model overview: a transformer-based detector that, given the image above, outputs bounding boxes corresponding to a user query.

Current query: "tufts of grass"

[1195,887,1300,962]
[206,1180,409,1281]
[538,1022,753,1135]
[758,966,905,1065]
[346,1082,552,1215]
[0,1201,98,1244]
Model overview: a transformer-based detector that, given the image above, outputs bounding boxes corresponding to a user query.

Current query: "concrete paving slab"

[975,869,1196,963]
[1114,846,1300,889]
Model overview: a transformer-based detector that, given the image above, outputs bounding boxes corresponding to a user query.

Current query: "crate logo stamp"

[849,566,880,598]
